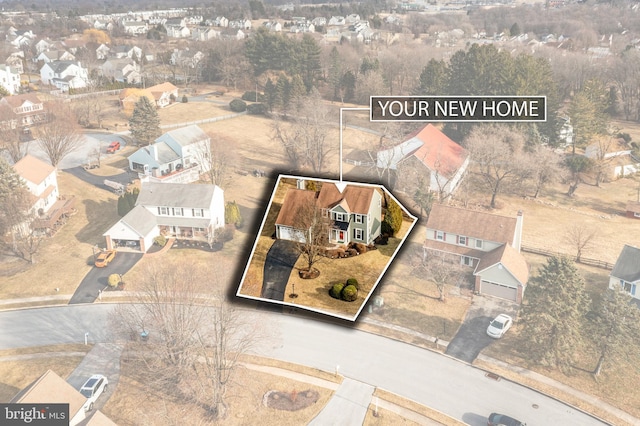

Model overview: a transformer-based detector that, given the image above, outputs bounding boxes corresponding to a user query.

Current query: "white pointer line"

[339,107,370,183]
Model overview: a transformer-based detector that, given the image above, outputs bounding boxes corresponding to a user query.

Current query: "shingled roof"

[475,243,529,285]
[316,183,375,215]
[611,245,640,283]
[426,204,517,245]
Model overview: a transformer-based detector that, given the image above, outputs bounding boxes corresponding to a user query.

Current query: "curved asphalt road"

[0,304,610,426]
[262,240,300,301]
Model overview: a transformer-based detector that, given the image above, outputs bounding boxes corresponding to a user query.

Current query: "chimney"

[513,210,523,252]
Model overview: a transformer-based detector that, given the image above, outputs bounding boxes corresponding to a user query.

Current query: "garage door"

[481,280,517,302]
[276,226,306,243]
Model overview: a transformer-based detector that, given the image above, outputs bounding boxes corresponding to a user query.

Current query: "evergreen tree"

[129,96,161,146]
[328,46,343,100]
[383,198,403,236]
[264,78,277,112]
[0,158,31,237]
[416,59,449,95]
[590,287,640,377]
[341,71,356,103]
[299,34,322,92]
[225,201,243,228]
[521,256,590,373]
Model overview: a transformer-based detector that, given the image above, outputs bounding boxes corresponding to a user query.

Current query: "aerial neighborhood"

[0,0,640,424]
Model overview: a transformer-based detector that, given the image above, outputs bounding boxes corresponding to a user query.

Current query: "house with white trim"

[423,204,528,303]
[103,182,225,252]
[0,93,47,129]
[40,60,88,91]
[0,64,21,94]
[609,244,640,299]
[13,154,59,215]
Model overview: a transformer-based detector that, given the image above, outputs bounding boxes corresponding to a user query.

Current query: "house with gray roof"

[128,125,211,183]
[609,244,640,300]
[39,60,88,91]
[103,181,225,252]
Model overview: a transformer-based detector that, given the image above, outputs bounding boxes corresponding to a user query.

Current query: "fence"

[521,245,614,270]
[160,111,247,129]
[50,89,123,100]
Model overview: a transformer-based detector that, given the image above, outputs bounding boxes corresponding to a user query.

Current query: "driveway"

[66,166,133,191]
[69,252,143,304]
[27,133,128,170]
[262,240,300,301]
[445,295,519,363]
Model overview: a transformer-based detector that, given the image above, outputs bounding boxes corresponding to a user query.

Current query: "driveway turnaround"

[69,252,143,304]
[308,377,374,426]
[262,240,300,301]
[446,295,519,363]
[66,166,133,191]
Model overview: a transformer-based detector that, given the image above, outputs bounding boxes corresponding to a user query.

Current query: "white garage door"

[276,226,306,243]
[481,280,517,302]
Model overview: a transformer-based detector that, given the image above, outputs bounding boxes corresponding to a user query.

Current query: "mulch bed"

[262,389,319,411]
[298,268,320,279]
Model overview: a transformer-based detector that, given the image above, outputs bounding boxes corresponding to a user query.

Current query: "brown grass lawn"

[0,171,120,299]
[0,343,91,402]
[102,355,335,426]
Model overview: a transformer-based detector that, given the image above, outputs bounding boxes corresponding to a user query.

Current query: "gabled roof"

[475,243,529,285]
[10,369,85,417]
[13,154,55,185]
[104,204,157,238]
[135,182,222,209]
[46,60,80,74]
[426,204,517,244]
[1,93,42,108]
[148,81,178,97]
[155,125,208,148]
[400,124,468,177]
[611,245,640,282]
[275,188,317,228]
[316,183,376,215]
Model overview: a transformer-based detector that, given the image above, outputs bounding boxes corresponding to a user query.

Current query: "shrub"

[154,235,167,247]
[108,274,121,288]
[345,278,359,289]
[241,91,266,102]
[381,220,394,237]
[329,283,344,299]
[181,95,188,103]
[229,99,247,112]
[225,201,243,228]
[220,224,235,242]
[383,198,403,236]
[341,284,358,302]
[247,103,266,115]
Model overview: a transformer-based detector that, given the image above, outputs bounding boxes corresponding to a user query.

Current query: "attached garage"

[275,225,307,243]
[480,280,518,302]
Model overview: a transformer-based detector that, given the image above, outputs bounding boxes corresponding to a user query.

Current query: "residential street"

[0,304,610,426]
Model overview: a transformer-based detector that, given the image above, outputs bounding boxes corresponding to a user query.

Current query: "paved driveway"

[66,166,133,191]
[262,240,300,301]
[69,252,143,304]
[27,133,128,170]
[445,295,519,363]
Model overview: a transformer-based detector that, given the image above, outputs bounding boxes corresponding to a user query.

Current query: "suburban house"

[0,64,21,94]
[609,244,640,299]
[626,201,640,219]
[123,21,149,35]
[148,81,179,108]
[10,369,116,426]
[377,124,469,197]
[5,51,24,73]
[103,182,225,252]
[423,204,528,303]
[101,58,141,84]
[170,49,204,68]
[13,154,76,233]
[275,181,382,246]
[96,43,110,60]
[585,138,640,179]
[111,45,143,61]
[40,60,89,91]
[0,93,47,129]
[128,124,211,183]
[36,50,75,63]
[119,87,154,115]
[13,154,59,215]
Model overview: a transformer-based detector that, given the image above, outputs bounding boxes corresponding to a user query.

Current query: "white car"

[79,374,108,411]
[487,314,513,339]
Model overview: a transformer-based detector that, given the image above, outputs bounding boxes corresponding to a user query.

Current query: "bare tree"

[35,102,83,167]
[292,197,333,274]
[590,136,617,186]
[112,259,262,420]
[196,134,237,187]
[272,90,333,174]
[528,146,562,198]
[464,124,531,209]
[0,121,26,164]
[564,224,597,263]
[413,249,463,302]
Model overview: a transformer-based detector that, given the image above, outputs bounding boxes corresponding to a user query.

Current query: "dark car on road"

[488,412,526,426]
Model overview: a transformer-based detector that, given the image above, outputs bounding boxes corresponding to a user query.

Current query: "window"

[333,212,347,222]
[635,212,640,218]
[192,208,204,217]
[354,214,363,224]
[321,208,328,217]
[435,231,444,241]
[458,236,467,246]
[172,208,183,216]
[461,256,473,266]
[354,228,363,240]
[158,207,169,215]
[623,281,637,296]
[475,239,483,249]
